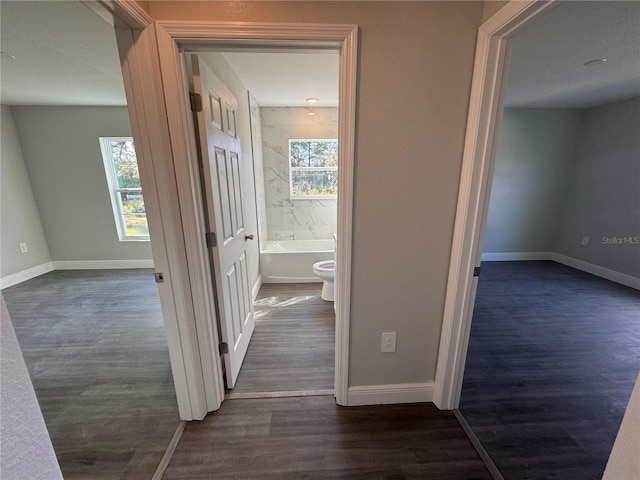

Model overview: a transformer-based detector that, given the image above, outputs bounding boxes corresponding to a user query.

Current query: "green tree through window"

[99,137,149,240]
[289,139,338,197]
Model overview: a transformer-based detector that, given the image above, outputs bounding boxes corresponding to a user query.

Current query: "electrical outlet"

[581,236,589,246]
[19,242,28,253]
[381,332,396,353]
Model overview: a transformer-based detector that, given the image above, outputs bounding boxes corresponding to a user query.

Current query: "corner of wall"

[0,105,52,279]
[481,1,510,23]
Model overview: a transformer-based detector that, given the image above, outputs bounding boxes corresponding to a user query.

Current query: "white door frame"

[153,22,357,411]
[433,0,557,410]
[92,1,210,421]
[92,3,356,420]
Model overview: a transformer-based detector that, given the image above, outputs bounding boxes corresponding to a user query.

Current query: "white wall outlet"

[19,242,29,253]
[581,236,589,246]
[381,332,397,353]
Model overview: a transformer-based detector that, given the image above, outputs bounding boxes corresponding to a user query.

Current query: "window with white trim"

[99,137,149,241]
[289,139,338,198]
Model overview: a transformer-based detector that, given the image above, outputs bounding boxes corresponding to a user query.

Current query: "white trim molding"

[262,276,320,284]
[112,7,211,421]
[551,253,640,291]
[347,382,435,406]
[481,252,553,262]
[433,0,557,411]
[0,262,54,289]
[91,0,153,29]
[52,260,154,270]
[481,252,640,290]
[251,275,263,302]
[153,21,358,411]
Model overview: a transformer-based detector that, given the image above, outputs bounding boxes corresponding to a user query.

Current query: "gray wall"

[482,1,509,22]
[150,1,484,387]
[483,108,582,253]
[261,107,338,241]
[1,105,51,277]
[484,98,640,280]
[0,294,63,479]
[198,53,261,287]
[12,106,152,263]
[556,97,640,278]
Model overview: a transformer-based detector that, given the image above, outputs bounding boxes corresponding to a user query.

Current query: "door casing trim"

[433,0,557,410]
[153,21,358,415]
[101,0,209,421]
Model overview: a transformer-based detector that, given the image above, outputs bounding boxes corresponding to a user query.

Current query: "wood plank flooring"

[231,283,335,394]
[162,395,494,479]
[460,261,640,480]
[2,270,180,480]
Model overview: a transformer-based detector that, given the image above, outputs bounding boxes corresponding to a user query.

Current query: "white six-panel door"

[191,55,255,388]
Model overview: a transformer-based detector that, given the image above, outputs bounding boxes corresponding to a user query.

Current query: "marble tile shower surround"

[260,107,338,241]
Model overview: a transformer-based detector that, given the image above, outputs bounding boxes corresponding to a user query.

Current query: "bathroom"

[240,53,339,300]
[210,51,339,396]
[253,104,338,299]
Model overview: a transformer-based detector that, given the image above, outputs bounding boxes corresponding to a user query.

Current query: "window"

[99,137,149,241]
[289,139,338,198]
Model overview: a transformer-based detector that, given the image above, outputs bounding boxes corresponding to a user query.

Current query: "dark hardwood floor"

[163,395,493,480]
[231,283,335,394]
[2,269,180,480]
[460,261,640,480]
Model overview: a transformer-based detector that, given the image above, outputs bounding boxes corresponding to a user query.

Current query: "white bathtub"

[260,239,334,283]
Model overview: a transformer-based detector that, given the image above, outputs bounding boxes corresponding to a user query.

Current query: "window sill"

[290,195,337,200]
[119,237,151,242]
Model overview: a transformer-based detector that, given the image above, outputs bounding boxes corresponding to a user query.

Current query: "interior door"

[191,55,255,389]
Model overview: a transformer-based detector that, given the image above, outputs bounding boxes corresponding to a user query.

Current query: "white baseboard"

[52,260,154,270]
[347,382,434,406]
[0,262,55,289]
[550,253,640,290]
[262,276,321,284]
[481,252,552,261]
[251,275,263,301]
[481,251,639,290]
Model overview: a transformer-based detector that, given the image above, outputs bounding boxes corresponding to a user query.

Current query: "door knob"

[245,234,254,241]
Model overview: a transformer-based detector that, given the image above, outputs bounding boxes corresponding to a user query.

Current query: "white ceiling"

[0,1,127,106]
[506,1,640,108]
[216,52,339,107]
[0,1,638,109]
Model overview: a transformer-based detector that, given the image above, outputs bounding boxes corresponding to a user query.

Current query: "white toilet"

[313,260,335,302]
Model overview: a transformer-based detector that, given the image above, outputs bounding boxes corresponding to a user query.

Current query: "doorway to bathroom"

[189,50,341,398]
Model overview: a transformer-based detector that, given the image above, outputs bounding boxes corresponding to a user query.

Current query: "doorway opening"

[457,1,640,478]
[150,21,357,412]
[436,2,638,477]
[186,50,340,398]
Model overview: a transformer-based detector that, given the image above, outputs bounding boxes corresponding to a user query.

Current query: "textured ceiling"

[0,1,638,109]
[506,1,640,108]
[0,1,126,106]
[216,52,339,107]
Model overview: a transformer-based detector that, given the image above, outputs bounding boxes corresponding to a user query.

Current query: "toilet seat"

[313,260,335,273]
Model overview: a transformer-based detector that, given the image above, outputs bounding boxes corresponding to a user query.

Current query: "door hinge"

[189,92,203,112]
[206,231,217,248]
[219,342,229,355]
[154,272,165,283]
[473,266,481,277]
